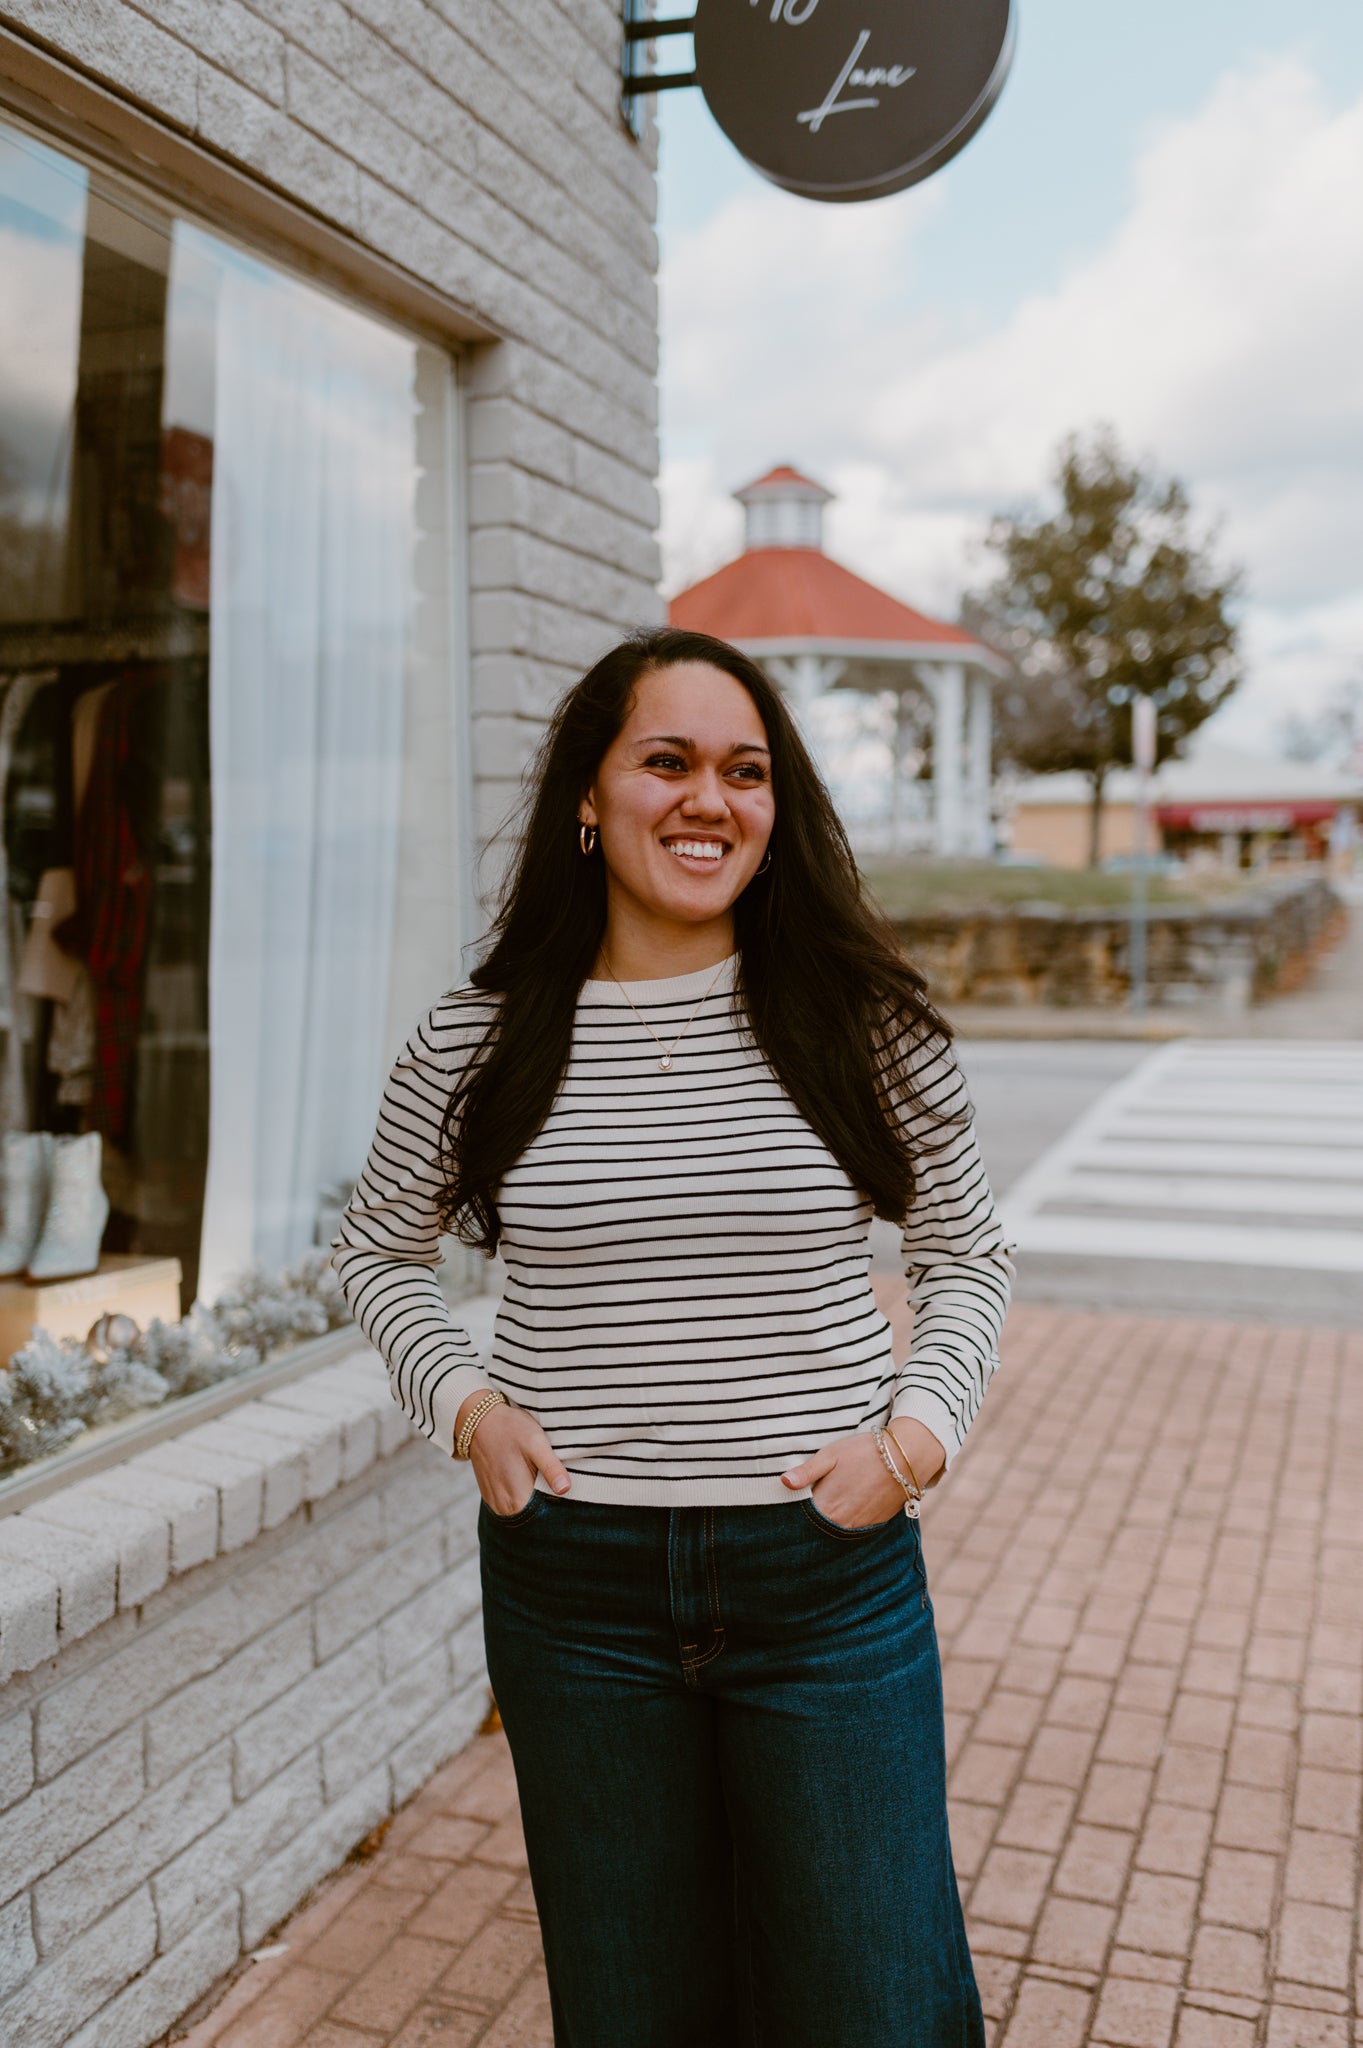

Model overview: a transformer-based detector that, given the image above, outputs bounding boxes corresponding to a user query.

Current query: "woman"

[333,627,1012,2047]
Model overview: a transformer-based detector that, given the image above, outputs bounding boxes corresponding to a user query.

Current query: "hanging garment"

[0,671,58,1132]
[17,866,82,1005]
[25,680,117,1093]
[49,963,97,1106]
[54,669,161,1145]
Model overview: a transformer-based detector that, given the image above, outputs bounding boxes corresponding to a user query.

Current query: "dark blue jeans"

[479,1492,983,2048]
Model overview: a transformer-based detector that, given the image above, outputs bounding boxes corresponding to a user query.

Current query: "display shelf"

[0,1252,183,1361]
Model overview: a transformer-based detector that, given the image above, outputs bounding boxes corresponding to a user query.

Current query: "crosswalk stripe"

[998,1039,1363,1274]
[1062,1172,1363,1218]
[1091,1140,1363,1178]
[1015,1215,1363,1272]
[1113,1114,1363,1146]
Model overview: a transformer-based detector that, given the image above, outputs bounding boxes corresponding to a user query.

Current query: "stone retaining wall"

[894,877,1344,1008]
[0,1343,489,2048]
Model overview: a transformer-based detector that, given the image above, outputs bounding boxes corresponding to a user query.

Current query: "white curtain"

[198,260,414,1302]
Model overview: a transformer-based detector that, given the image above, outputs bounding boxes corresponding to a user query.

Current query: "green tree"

[968,429,1243,865]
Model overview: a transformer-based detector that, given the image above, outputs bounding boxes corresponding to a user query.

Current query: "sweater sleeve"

[889,1031,1015,1467]
[331,991,497,1458]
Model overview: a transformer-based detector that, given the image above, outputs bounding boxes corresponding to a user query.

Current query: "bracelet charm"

[873,1425,923,1520]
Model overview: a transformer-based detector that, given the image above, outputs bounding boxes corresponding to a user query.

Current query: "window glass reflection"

[0,114,458,1336]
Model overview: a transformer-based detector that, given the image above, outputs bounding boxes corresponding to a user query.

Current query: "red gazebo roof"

[733,464,833,500]
[669,546,985,651]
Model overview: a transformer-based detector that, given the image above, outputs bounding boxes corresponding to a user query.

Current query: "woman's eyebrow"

[632,735,771,757]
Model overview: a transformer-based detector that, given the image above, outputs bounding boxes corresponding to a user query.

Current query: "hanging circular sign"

[693,0,1015,204]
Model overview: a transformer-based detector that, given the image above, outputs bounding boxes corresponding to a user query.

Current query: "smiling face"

[579,662,775,951]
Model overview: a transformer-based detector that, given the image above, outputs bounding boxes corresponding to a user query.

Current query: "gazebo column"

[766,653,845,719]
[929,663,966,857]
[966,673,994,856]
[764,655,845,780]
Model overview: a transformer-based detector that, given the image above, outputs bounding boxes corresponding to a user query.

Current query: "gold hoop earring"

[579,823,598,856]
[756,850,772,875]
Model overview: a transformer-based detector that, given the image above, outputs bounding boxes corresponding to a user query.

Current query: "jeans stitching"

[678,1508,727,1679]
[683,1626,726,1674]
[704,1505,723,1635]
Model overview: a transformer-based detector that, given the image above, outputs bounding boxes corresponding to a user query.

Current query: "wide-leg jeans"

[479,1490,984,2048]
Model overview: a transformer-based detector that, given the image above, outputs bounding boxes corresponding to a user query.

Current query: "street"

[960,1040,1363,1329]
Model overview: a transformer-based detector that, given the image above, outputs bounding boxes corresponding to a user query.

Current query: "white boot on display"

[27,1131,109,1282]
[0,1131,54,1277]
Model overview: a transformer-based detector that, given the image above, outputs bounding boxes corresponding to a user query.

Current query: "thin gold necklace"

[599,950,730,1071]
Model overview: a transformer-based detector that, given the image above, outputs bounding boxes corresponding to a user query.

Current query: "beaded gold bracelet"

[455,1389,508,1460]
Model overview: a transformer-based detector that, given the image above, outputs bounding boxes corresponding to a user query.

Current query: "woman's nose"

[681,770,730,817]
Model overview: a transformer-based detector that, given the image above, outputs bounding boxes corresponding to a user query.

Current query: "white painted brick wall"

[0,1346,495,2047]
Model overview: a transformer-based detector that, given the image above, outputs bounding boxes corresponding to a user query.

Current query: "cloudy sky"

[654,0,1363,753]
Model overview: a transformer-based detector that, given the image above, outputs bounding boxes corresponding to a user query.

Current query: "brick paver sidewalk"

[174,1302,1363,2048]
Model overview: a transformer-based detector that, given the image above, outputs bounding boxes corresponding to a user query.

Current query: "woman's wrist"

[454,1387,493,1439]
[454,1386,514,1457]
[886,1415,947,1486]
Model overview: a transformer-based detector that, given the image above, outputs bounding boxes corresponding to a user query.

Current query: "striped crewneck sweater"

[332,956,1014,1507]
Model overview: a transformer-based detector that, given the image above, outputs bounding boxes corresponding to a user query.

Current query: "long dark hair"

[439,627,956,1252]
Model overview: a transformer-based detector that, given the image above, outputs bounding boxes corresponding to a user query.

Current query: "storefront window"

[0,115,461,1321]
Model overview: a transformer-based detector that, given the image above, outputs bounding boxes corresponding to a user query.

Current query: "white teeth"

[665,840,725,861]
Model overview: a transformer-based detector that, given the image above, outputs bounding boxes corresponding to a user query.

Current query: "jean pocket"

[800,1495,902,1542]
[480,1486,548,1529]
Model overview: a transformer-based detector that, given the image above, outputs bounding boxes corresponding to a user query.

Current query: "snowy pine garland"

[0,1250,351,1475]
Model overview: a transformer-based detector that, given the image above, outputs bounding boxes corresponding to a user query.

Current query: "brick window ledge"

[0,1294,500,1684]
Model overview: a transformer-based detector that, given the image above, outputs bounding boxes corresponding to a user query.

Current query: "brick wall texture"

[0,1433,490,2046]
[0,0,664,869]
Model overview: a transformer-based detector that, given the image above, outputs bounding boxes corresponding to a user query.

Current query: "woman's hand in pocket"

[780,1419,946,1529]
[780,1429,904,1528]
[455,1395,571,1515]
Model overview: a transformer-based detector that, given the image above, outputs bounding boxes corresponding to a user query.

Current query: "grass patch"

[861,861,1260,918]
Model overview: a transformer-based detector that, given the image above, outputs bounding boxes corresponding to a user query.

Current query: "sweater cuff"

[890,1388,964,1471]
[427,1362,497,1461]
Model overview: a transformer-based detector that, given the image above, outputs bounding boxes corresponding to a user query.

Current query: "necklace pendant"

[658,1052,673,1071]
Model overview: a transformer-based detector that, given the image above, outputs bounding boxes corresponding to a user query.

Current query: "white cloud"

[660,57,1363,741]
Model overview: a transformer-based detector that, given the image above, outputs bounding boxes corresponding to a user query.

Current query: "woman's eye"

[646,753,688,771]
[730,764,769,783]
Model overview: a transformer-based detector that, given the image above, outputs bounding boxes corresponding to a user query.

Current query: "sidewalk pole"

[1130,695,1156,1015]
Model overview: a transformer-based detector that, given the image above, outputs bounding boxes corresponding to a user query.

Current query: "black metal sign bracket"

[622,2,698,131]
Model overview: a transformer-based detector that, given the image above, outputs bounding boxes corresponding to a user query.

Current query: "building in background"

[670,466,1007,857]
[1007,751,1363,870]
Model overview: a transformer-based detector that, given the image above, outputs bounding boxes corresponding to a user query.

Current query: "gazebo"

[669,466,1007,856]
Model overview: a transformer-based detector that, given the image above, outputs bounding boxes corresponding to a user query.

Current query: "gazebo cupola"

[735,465,833,551]
[669,464,1008,857]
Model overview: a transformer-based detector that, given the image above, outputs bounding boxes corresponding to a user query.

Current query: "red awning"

[1156,800,1340,833]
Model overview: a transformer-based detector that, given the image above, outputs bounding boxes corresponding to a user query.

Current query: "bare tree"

[968,429,1243,864]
